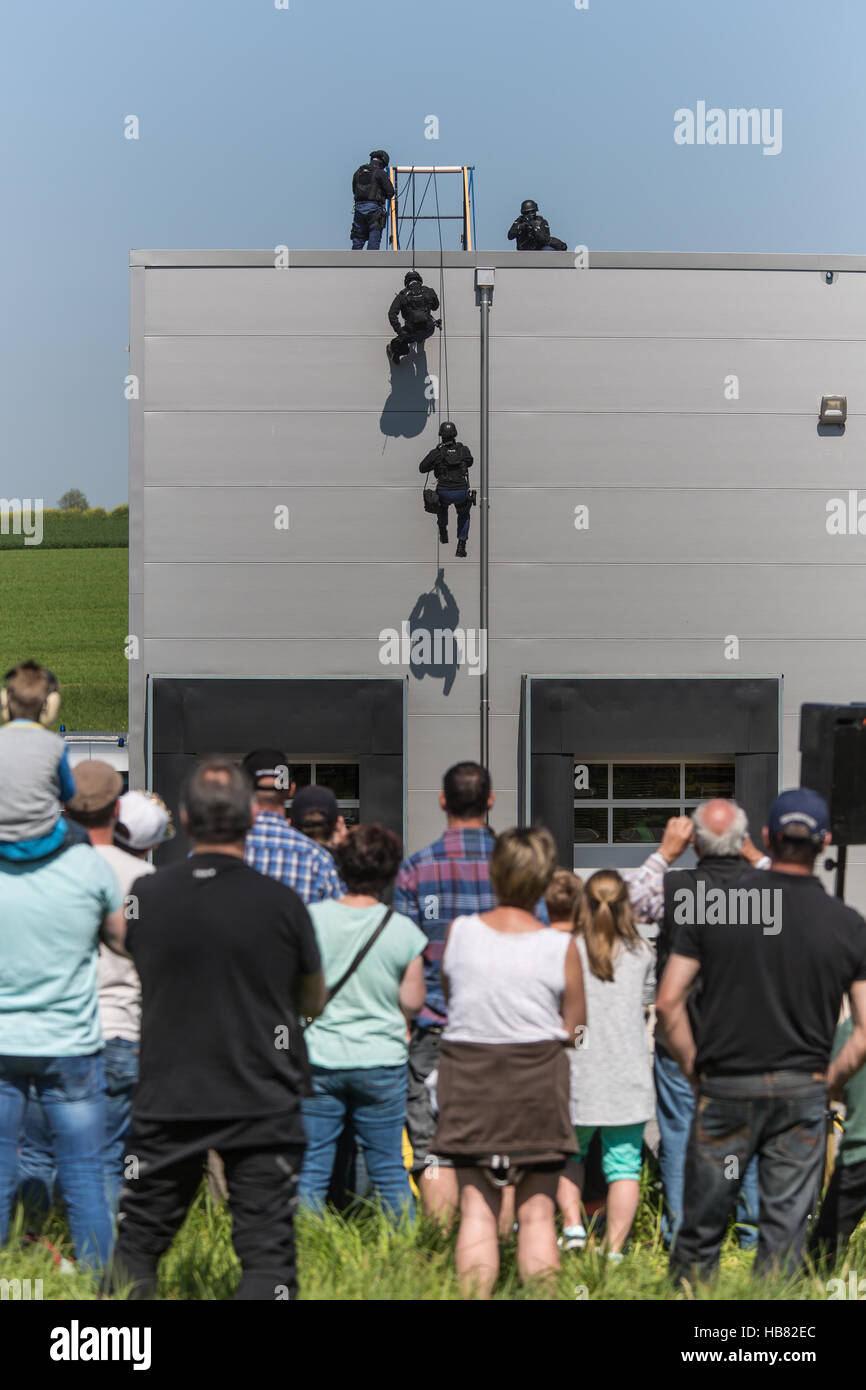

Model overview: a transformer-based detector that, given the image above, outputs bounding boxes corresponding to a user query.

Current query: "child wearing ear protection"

[0,660,76,861]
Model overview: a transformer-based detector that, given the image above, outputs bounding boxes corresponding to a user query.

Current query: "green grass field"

[0,506,128,550]
[2,1184,860,1301]
[0,548,128,730]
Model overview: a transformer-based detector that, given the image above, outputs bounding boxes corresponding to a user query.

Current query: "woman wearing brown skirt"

[433,826,586,1297]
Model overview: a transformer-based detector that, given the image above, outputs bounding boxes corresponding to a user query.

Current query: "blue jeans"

[299,1064,413,1218]
[351,200,385,250]
[671,1072,827,1280]
[436,487,472,542]
[0,1052,112,1269]
[655,1045,758,1249]
[18,1038,138,1218]
[102,1038,139,1211]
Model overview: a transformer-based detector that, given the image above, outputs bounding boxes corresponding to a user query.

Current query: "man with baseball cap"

[658,787,866,1281]
[289,785,347,854]
[242,748,341,904]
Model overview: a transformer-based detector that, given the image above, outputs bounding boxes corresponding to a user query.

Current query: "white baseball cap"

[114,789,175,851]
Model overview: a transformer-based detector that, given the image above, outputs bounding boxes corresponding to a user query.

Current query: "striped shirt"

[244,811,341,905]
[393,825,549,1027]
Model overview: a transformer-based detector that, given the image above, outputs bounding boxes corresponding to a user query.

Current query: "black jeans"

[389,320,435,361]
[106,1118,304,1300]
[808,1154,866,1264]
[406,1024,443,1174]
[670,1072,828,1282]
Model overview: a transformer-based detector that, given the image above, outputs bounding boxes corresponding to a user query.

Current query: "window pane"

[612,764,679,799]
[314,763,360,800]
[573,762,608,799]
[290,763,312,790]
[574,808,608,844]
[341,806,360,828]
[613,807,680,843]
[684,763,735,799]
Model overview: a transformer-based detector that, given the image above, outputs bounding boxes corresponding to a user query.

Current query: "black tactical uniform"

[507,199,568,252]
[351,150,395,250]
[420,422,473,556]
[388,272,440,363]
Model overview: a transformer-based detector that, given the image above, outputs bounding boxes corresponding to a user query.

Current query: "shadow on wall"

[407,567,460,697]
[380,346,436,439]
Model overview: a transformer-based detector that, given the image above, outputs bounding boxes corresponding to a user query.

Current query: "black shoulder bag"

[325,906,394,1005]
[305,906,395,1026]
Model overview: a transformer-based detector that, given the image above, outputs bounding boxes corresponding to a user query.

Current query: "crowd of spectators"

[3,658,866,1299]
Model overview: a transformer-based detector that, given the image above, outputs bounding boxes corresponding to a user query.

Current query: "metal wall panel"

[130,254,866,909]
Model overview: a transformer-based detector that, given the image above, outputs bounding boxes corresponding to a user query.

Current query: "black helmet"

[521,199,538,216]
[439,421,457,442]
[370,149,390,167]
[404,270,422,287]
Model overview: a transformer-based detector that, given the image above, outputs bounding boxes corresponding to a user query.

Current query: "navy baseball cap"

[767,788,830,842]
[290,785,338,830]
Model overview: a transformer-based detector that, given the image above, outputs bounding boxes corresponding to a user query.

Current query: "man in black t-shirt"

[657,788,866,1281]
[106,759,325,1301]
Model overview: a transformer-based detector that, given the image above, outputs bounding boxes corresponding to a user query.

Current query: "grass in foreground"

[3,1184,863,1301]
[0,548,127,730]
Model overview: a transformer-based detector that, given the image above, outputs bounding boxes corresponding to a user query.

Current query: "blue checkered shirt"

[244,811,341,904]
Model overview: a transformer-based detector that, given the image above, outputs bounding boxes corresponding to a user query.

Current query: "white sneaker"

[559,1224,587,1251]
[607,1251,624,1265]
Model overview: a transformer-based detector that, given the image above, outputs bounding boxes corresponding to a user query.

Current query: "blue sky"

[3,0,865,506]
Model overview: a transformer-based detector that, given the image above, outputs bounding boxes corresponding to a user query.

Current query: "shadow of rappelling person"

[407,568,460,697]
[379,343,436,439]
[387,272,441,364]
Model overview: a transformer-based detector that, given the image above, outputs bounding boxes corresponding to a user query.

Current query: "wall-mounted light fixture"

[819,395,847,428]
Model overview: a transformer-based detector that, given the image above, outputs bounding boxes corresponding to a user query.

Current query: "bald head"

[692,799,748,858]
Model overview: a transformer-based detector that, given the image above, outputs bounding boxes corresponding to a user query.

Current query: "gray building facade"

[129,249,866,902]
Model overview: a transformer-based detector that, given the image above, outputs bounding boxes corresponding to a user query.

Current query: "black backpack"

[353,163,380,203]
[402,282,432,328]
[437,443,467,485]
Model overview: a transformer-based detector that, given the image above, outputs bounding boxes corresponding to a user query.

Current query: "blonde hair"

[544,868,585,926]
[489,826,558,911]
[576,869,642,981]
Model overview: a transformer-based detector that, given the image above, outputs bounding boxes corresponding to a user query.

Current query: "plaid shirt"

[393,826,549,1027]
[244,811,341,904]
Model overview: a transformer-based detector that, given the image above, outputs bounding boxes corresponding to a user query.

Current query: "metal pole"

[835,843,847,899]
[477,273,494,771]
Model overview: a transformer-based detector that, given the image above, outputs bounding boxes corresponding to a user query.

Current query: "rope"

[396,168,433,255]
[433,170,450,420]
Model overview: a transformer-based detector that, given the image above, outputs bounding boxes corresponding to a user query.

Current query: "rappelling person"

[507,199,568,251]
[351,150,395,250]
[419,421,474,558]
[387,271,441,364]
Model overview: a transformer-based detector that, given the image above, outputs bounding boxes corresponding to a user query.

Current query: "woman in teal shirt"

[299,823,426,1217]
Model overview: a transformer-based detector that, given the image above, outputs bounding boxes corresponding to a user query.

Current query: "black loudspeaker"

[799,703,866,845]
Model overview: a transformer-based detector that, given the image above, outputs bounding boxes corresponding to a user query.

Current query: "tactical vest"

[401,284,432,328]
[436,443,468,486]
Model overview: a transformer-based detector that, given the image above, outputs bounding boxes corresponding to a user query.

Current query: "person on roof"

[351,150,395,251]
[507,199,567,252]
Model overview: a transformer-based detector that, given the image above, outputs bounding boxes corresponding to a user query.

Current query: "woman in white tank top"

[432,826,586,1299]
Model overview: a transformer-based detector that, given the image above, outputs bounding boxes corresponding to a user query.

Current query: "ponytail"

[577,870,642,982]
